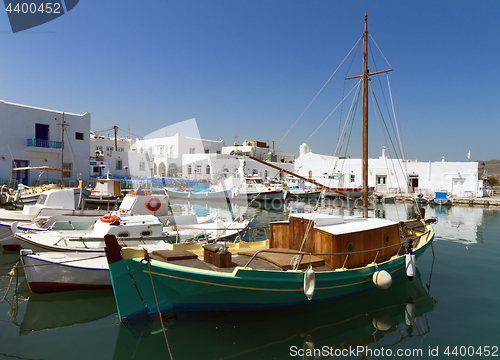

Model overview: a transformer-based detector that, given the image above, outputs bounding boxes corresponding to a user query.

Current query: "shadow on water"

[112,269,435,360]
[1,275,117,336]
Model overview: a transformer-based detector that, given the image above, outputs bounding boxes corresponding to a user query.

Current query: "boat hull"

[232,189,284,202]
[166,189,231,202]
[324,187,375,198]
[21,249,111,293]
[107,231,434,321]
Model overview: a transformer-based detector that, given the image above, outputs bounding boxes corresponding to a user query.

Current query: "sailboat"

[104,14,436,322]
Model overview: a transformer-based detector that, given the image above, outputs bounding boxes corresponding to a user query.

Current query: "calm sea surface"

[1,200,499,359]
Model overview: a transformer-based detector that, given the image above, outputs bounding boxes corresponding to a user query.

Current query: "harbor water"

[1,199,499,359]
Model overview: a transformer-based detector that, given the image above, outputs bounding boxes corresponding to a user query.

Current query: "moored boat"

[105,213,435,320]
[104,14,438,324]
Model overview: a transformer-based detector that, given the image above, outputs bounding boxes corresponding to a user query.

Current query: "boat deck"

[150,248,332,273]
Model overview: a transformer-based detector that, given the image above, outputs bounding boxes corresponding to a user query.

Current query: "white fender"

[405,302,416,326]
[303,266,315,300]
[373,269,392,289]
[405,251,416,281]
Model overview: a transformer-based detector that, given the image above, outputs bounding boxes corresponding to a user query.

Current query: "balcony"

[27,139,63,149]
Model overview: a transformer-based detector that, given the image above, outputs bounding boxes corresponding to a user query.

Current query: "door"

[376,175,387,191]
[409,176,419,192]
[13,160,29,186]
[35,123,49,147]
[452,179,466,197]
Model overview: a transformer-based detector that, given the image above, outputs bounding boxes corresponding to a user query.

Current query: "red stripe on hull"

[28,281,112,294]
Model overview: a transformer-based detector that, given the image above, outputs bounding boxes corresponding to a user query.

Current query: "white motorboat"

[0,188,95,251]
[232,175,284,202]
[21,249,112,293]
[12,213,255,253]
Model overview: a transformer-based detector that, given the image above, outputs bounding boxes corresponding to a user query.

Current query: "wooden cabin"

[269,214,401,270]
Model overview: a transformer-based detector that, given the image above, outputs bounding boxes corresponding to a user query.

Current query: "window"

[75,132,84,140]
[116,160,123,171]
[189,147,195,154]
[187,165,192,175]
[206,165,210,175]
[35,123,49,141]
[106,146,114,152]
[139,162,145,171]
[204,148,209,154]
[93,166,100,174]
[96,146,103,151]
[350,174,355,182]
[117,147,124,152]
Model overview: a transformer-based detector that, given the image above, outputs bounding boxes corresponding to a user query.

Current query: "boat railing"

[243,229,431,270]
[171,224,270,243]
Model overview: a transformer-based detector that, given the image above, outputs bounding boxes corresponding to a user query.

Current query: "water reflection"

[113,270,434,360]
[0,274,117,336]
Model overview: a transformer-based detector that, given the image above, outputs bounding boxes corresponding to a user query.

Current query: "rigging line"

[275,35,363,151]
[334,80,362,157]
[369,44,395,133]
[372,87,405,220]
[388,72,406,160]
[303,79,362,147]
[339,39,362,145]
[370,82,410,214]
[369,34,392,69]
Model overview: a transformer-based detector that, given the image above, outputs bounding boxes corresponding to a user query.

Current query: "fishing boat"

[0,188,92,251]
[430,191,452,206]
[86,177,124,206]
[165,180,231,202]
[12,213,255,253]
[231,175,284,203]
[285,178,322,199]
[104,14,437,322]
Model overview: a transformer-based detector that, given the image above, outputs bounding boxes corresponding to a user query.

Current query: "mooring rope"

[1,260,20,303]
[144,253,173,360]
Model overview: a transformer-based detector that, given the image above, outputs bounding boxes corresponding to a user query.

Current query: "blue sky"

[0,1,498,162]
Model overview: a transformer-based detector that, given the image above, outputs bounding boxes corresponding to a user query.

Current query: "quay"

[388,192,500,207]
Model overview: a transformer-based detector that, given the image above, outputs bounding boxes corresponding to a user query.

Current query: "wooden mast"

[345,13,392,217]
[362,12,369,218]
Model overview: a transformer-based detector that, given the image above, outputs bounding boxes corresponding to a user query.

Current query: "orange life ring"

[100,215,120,223]
[146,197,161,212]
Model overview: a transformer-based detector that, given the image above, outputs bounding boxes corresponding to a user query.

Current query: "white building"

[0,100,90,187]
[295,144,483,197]
[89,119,225,180]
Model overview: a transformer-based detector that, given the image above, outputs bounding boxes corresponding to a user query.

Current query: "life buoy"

[100,215,120,223]
[146,197,161,212]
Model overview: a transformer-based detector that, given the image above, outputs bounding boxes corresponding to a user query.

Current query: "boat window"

[384,234,390,244]
[36,194,47,205]
[141,230,152,237]
[346,242,354,252]
[254,179,263,184]
[118,232,130,238]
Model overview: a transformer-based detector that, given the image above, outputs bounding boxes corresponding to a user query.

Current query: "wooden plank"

[151,250,198,261]
[237,248,325,270]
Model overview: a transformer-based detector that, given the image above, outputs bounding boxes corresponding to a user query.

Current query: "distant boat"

[165,180,231,202]
[414,193,428,204]
[231,175,284,202]
[86,178,124,206]
[430,191,452,206]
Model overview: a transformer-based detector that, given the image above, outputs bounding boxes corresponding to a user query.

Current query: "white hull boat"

[12,214,255,253]
[21,249,111,293]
